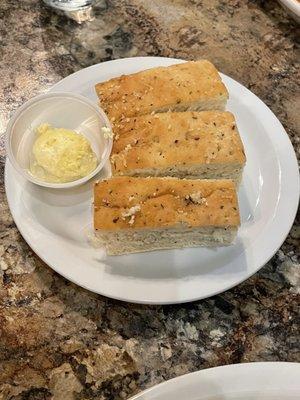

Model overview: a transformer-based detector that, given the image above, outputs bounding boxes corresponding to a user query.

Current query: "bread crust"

[110,111,246,175]
[94,177,240,231]
[95,60,228,120]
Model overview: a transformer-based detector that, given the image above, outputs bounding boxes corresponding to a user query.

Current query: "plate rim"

[4,56,300,304]
[128,362,300,399]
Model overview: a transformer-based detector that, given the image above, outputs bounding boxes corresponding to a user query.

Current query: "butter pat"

[30,123,98,183]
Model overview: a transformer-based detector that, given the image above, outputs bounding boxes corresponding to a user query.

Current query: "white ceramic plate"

[278,0,300,23]
[5,57,299,304]
[129,362,300,400]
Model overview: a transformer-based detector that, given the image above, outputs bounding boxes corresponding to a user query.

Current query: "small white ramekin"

[6,92,113,189]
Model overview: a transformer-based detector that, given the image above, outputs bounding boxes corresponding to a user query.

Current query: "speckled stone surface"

[0,1,299,399]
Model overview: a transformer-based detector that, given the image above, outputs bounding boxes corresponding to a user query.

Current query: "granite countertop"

[0,0,299,399]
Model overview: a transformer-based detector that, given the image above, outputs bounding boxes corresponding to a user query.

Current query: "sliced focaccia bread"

[110,111,246,184]
[94,176,240,255]
[95,60,228,121]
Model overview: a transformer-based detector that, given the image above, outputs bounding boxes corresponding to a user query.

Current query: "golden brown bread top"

[110,111,246,174]
[95,60,228,121]
[94,177,240,231]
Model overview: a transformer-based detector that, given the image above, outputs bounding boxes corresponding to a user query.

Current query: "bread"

[95,60,228,121]
[110,111,246,184]
[94,176,240,255]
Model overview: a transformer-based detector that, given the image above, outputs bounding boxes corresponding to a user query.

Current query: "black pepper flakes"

[113,217,119,223]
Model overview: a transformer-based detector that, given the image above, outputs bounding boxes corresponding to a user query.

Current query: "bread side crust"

[95,226,238,255]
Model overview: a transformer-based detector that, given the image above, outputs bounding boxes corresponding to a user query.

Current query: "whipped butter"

[30,123,98,183]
